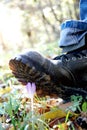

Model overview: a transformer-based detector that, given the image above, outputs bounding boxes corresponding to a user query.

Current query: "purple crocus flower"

[26,82,36,99]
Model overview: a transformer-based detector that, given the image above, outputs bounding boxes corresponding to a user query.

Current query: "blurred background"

[0,0,79,73]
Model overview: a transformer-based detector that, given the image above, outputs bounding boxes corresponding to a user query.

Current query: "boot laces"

[54,50,87,62]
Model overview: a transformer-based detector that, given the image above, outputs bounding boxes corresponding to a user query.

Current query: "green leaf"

[0,107,5,115]
[82,102,87,112]
[0,123,5,130]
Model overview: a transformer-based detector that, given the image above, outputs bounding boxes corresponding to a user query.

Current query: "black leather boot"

[54,49,87,88]
[9,50,87,98]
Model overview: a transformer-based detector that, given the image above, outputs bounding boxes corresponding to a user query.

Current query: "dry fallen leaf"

[58,122,68,130]
[41,109,66,120]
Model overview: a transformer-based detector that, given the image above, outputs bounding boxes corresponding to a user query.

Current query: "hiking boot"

[9,50,87,97]
[54,49,87,89]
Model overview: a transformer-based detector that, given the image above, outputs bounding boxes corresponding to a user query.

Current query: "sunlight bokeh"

[0,3,23,51]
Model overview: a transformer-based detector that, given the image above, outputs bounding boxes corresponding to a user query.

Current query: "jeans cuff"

[61,20,87,30]
[61,37,85,53]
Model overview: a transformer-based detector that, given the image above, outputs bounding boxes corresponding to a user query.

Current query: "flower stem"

[31,97,34,130]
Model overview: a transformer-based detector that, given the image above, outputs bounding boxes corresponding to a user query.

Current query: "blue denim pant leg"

[59,20,87,53]
[80,0,87,20]
[59,0,87,53]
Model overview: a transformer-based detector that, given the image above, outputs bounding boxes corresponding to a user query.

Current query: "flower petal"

[31,83,36,94]
[26,82,36,99]
[26,82,31,93]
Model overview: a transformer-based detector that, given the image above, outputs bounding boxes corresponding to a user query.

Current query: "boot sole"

[9,58,64,97]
